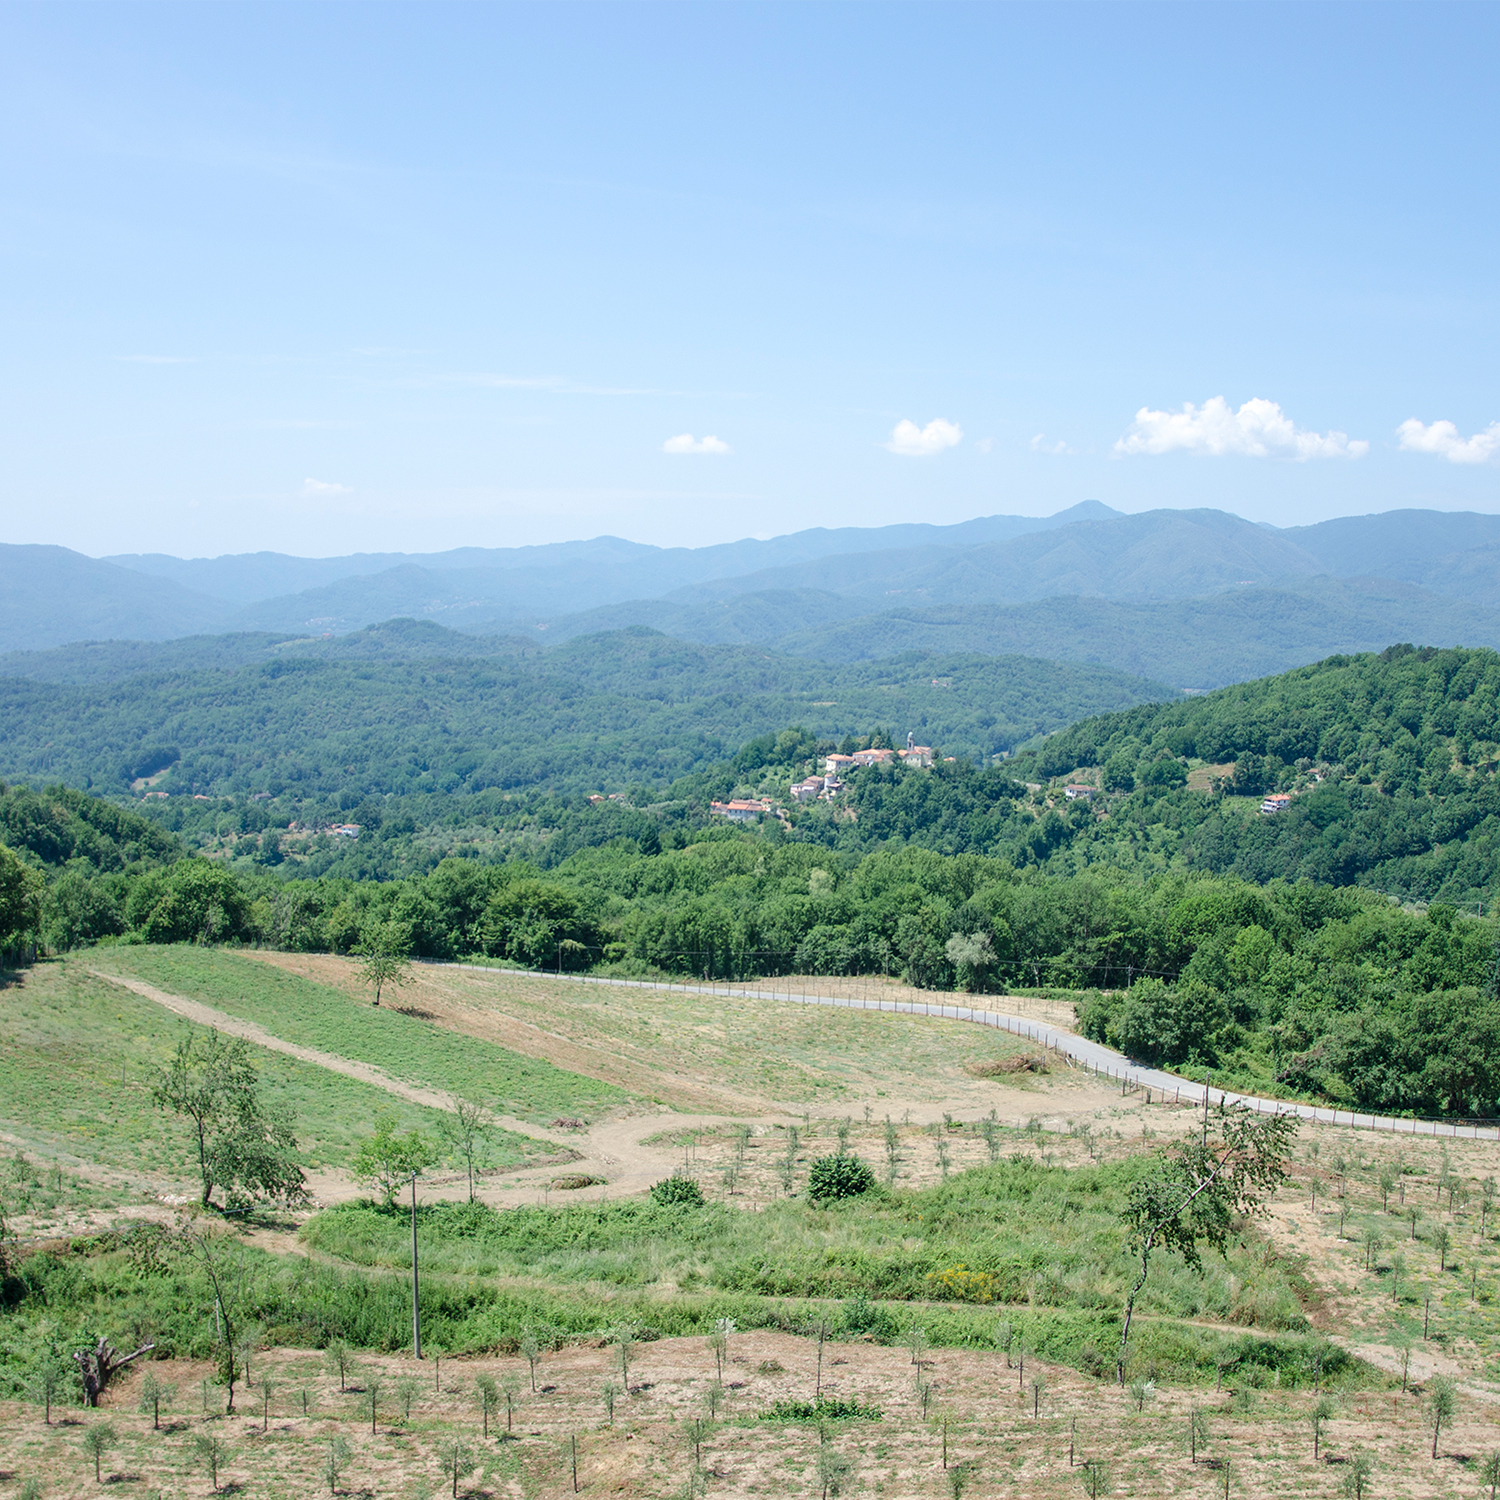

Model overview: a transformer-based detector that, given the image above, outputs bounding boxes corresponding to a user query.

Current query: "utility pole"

[1203,1074,1211,1147]
[409,1171,423,1359]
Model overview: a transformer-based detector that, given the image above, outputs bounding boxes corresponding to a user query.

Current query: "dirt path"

[88,970,571,1149]
[87,963,1193,1214]
[86,969,804,1209]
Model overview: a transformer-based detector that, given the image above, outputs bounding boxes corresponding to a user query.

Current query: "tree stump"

[73,1337,155,1407]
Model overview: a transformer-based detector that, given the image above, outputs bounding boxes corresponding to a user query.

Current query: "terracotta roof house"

[711,798,772,822]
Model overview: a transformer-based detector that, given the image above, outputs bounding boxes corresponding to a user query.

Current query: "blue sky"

[3,1,1497,558]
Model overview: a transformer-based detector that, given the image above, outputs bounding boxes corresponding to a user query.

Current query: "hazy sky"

[3,2,1497,558]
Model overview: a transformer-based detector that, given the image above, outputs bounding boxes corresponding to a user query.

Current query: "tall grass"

[304,1156,1309,1335]
[0,1227,1363,1399]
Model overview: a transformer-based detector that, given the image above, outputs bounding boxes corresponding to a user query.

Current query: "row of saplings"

[35,1288,1495,1499]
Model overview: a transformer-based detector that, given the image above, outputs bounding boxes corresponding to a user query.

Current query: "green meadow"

[0,960,520,1178]
[90,945,630,1125]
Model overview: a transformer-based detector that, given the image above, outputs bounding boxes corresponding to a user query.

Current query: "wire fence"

[441,959,1500,1143]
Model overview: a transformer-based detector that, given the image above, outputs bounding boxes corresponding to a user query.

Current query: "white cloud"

[884,418,962,456]
[1397,417,1500,465]
[1030,434,1071,456]
[975,437,994,454]
[1115,397,1368,461]
[115,354,196,364]
[662,433,731,454]
[302,477,352,496]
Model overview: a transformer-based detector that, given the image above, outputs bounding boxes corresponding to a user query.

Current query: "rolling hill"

[0,621,1176,803]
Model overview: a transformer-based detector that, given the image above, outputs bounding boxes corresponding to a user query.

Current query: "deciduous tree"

[151,1027,306,1210]
[1116,1103,1296,1382]
[355,922,412,1005]
[350,1116,437,1205]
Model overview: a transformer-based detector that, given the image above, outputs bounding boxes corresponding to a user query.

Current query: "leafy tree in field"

[1428,1375,1456,1458]
[354,920,412,1005]
[521,1331,542,1392]
[1309,1395,1335,1458]
[362,1373,382,1435]
[193,1431,231,1493]
[322,1435,351,1495]
[1341,1451,1374,1500]
[324,1341,354,1392]
[649,1173,704,1207]
[440,1438,475,1498]
[31,1362,65,1423]
[178,1225,258,1414]
[350,1116,437,1205]
[151,1027,306,1210]
[1117,1103,1296,1382]
[439,1093,491,1201]
[476,1374,499,1437]
[81,1422,116,1482]
[138,1371,175,1429]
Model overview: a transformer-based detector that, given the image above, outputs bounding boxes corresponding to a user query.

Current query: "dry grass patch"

[4,1329,1492,1499]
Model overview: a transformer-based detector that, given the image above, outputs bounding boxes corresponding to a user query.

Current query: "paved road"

[443,963,1500,1142]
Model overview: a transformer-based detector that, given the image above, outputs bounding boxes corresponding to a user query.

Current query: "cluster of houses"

[791,739,936,805]
[708,735,939,821]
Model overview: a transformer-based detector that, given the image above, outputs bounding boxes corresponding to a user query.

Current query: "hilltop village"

[710,736,938,821]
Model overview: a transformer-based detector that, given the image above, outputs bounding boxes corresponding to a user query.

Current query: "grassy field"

[92,946,632,1125]
[303,1151,1312,1334]
[244,952,1048,1111]
[0,960,528,1188]
[10,949,1500,1497]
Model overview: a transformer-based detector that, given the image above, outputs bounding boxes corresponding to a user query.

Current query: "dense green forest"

[1001,644,1500,905]
[0,621,1171,801]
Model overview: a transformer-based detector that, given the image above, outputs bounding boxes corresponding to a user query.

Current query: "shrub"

[765,1396,882,1421]
[839,1291,899,1341]
[649,1173,704,1207]
[808,1154,876,1202]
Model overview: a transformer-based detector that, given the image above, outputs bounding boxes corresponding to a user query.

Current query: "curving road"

[443,964,1500,1142]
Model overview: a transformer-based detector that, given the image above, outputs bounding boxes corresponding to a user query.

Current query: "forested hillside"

[4,640,1500,1115]
[0,623,1172,800]
[998,644,1500,904]
[7,780,1498,1116]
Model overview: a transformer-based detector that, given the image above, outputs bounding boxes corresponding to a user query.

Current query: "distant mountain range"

[3,502,1499,689]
